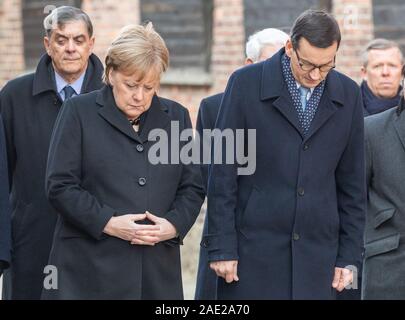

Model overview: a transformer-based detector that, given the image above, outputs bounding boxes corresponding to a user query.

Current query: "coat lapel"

[97,86,141,143]
[304,93,338,142]
[261,49,302,137]
[304,70,344,142]
[393,112,405,153]
[272,87,302,137]
[138,95,170,143]
[96,86,171,144]
[261,48,345,141]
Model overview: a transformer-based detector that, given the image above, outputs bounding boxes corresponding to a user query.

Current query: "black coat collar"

[96,85,170,143]
[260,47,344,106]
[259,47,346,141]
[32,53,104,97]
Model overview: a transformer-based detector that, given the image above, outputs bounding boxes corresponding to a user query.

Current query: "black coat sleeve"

[0,114,11,271]
[203,73,245,262]
[335,88,366,270]
[45,99,115,240]
[164,107,205,241]
[0,85,17,188]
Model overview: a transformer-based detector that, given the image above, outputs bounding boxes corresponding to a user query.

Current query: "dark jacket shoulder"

[0,72,35,97]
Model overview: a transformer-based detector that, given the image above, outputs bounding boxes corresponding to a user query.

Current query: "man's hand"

[210,260,239,283]
[131,211,178,245]
[103,213,160,244]
[332,267,353,292]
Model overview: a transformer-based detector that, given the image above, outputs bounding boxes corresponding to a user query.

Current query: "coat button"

[298,187,305,196]
[303,144,309,151]
[293,233,300,241]
[202,239,209,248]
[136,144,144,152]
[138,177,147,186]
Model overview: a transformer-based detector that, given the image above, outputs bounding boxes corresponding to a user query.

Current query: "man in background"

[194,27,289,300]
[0,6,103,299]
[361,38,403,117]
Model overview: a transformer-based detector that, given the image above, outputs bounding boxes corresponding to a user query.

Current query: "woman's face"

[109,69,160,119]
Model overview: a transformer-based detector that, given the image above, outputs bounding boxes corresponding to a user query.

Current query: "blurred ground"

[181,201,206,300]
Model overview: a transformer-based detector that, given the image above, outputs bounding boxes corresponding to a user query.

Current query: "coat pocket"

[364,233,400,259]
[374,208,395,229]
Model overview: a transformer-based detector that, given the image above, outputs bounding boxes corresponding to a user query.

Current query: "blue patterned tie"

[63,85,75,101]
[299,86,310,111]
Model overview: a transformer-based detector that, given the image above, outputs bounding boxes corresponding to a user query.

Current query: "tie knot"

[299,86,309,97]
[63,85,75,100]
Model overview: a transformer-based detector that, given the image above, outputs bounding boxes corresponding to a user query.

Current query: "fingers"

[133,224,160,231]
[128,213,147,221]
[210,261,239,283]
[134,230,160,237]
[332,268,353,292]
[145,211,160,223]
[131,235,159,246]
[332,268,341,289]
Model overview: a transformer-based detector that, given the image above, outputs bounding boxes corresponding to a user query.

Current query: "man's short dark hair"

[43,6,93,38]
[290,9,341,50]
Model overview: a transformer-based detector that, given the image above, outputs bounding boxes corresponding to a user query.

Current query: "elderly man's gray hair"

[362,38,403,67]
[43,6,93,38]
[245,28,289,62]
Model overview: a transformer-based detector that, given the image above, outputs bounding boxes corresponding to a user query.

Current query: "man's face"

[361,47,403,99]
[285,37,338,88]
[44,20,94,81]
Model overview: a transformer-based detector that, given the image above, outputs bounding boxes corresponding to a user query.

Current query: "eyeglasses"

[295,49,336,73]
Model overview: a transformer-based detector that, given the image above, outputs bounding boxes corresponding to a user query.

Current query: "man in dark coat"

[0,115,11,276]
[204,10,366,299]
[0,6,103,299]
[195,28,289,300]
[337,38,403,301]
[362,86,405,299]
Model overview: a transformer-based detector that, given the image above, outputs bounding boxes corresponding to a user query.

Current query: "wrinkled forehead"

[367,47,403,65]
[50,20,90,39]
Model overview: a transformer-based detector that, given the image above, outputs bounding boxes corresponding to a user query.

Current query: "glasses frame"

[294,49,336,73]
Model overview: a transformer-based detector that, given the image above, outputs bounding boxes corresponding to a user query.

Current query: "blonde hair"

[103,22,169,84]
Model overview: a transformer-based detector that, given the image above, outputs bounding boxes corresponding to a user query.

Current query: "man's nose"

[65,39,76,52]
[309,67,322,81]
[381,65,390,76]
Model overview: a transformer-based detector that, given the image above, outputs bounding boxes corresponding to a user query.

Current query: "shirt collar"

[55,70,86,96]
[296,81,315,94]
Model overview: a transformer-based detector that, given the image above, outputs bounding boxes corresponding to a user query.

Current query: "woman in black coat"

[42,23,204,299]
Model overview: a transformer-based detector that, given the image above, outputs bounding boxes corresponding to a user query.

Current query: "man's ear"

[245,58,254,65]
[89,36,95,54]
[360,66,367,81]
[285,39,293,58]
[44,36,51,55]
